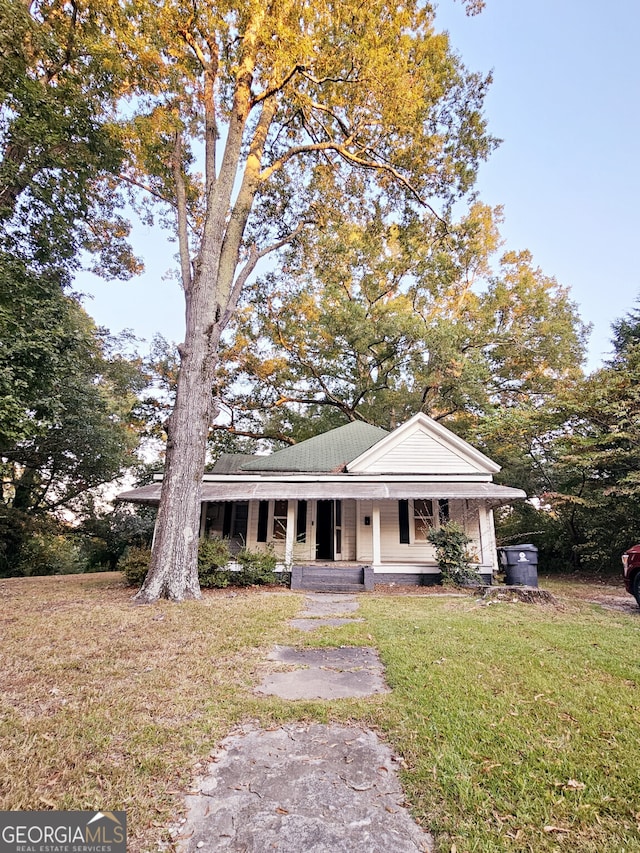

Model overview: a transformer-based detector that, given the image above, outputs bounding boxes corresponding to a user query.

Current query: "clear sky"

[78,0,640,370]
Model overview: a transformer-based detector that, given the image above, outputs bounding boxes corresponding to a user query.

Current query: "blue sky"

[79,0,640,370]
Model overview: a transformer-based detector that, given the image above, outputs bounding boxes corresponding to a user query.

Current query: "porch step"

[290,565,373,593]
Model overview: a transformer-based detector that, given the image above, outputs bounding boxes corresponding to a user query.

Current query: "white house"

[118,413,526,590]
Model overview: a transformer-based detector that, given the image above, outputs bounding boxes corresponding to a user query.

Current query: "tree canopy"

[212,203,587,443]
[0,0,147,576]
[112,0,498,601]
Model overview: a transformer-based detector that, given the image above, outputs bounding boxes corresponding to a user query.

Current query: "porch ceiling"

[117,480,526,506]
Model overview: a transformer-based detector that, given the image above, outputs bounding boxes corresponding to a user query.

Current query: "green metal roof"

[240,421,389,473]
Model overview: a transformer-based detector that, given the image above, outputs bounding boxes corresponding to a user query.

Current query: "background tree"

[212,204,587,443]
[0,0,139,276]
[0,291,146,576]
[114,0,497,602]
[0,0,146,576]
[487,302,640,574]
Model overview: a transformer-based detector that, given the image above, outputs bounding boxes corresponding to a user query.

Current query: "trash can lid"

[502,543,537,552]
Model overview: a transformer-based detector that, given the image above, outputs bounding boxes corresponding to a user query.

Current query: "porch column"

[284,501,296,567]
[372,504,381,569]
[199,502,207,539]
[478,502,498,571]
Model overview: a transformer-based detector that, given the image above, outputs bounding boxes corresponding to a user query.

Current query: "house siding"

[355,431,480,474]
[341,499,357,561]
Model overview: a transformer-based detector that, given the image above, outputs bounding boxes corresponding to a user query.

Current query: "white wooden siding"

[341,500,357,560]
[356,500,373,561]
[359,432,480,474]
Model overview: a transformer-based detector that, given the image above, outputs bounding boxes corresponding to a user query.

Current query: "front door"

[316,500,334,560]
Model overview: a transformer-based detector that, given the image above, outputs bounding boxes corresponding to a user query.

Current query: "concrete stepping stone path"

[173,723,434,852]
[289,592,364,631]
[172,593,434,852]
[255,644,390,700]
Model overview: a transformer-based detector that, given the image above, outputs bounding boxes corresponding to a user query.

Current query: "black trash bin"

[498,544,538,587]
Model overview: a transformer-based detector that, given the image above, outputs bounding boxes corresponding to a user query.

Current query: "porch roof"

[117,480,526,507]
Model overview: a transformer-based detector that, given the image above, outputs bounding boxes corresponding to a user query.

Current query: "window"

[273,500,288,540]
[413,499,435,541]
[222,501,248,541]
[438,499,450,524]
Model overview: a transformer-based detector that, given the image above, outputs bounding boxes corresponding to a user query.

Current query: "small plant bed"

[119,540,289,589]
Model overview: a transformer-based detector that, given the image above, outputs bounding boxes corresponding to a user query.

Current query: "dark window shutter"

[296,500,307,542]
[399,500,410,544]
[222,502,232,538]
[257,501,269,542]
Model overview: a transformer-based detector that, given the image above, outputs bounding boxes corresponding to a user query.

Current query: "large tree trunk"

[134,272,221,603]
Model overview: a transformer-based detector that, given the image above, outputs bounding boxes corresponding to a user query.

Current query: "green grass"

[359,591,640,852]
[1,573,639,852]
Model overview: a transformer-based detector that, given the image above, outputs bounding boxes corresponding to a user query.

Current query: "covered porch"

[195,478,522,586]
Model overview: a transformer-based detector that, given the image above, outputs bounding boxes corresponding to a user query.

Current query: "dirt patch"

[586,594,639,615]
[373,583,468,597]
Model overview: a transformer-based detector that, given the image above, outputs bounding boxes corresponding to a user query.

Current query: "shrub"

[235,546,282,586]
[427,522,478,587]
[198,538,232,588]
[20,533,85,576]
[118,546,151,587]
[120,540,288,589]
[0,512,86,577]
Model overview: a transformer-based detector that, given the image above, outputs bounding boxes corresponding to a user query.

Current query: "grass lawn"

[1,572,639,852]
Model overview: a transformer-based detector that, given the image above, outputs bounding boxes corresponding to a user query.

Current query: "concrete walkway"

[173,723,433,852]
[171,593,434,853]
[289,592,364,631]
[256,644,390,700]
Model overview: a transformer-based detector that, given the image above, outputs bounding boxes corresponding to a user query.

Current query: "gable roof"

[347,412,501,475]
[241,421,389,473]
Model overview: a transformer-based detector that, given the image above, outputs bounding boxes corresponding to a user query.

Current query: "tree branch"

[260,140,445,223]
[220,221,306,330]
[252,64,305,106]
[172,131,193,293]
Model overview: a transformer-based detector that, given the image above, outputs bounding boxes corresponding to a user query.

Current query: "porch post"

[478,502,498,572]
[284,501,296,567]
[372,504,381,569]
[199,502,207,539]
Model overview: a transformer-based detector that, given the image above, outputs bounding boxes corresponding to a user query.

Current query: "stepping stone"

[255,646,389,700]
[299,593,360,618]
[173,723,434,852]
[290,617,364,632]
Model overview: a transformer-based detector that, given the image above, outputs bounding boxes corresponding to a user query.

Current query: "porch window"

[438,498,450,524]
[273,499,288,540]
[413,499,435,540]
[222,501,248,542]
